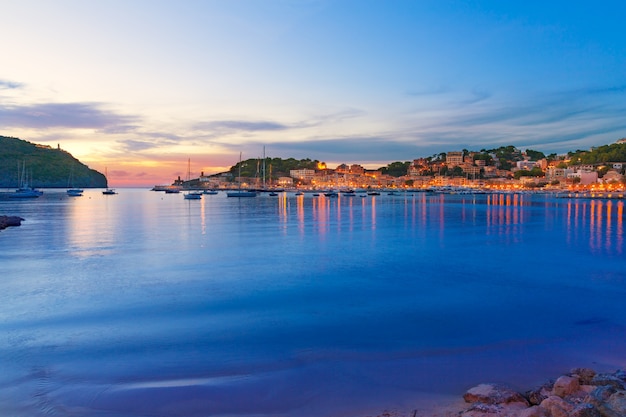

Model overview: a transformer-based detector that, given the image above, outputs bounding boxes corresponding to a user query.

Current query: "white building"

[289,169,316,181]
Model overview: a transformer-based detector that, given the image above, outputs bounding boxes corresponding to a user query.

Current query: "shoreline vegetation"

[371,367,626,417]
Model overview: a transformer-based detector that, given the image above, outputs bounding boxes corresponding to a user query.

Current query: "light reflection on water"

[0,189,625,416]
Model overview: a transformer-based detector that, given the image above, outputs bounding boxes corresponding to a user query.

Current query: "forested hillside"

[0,136,106,188]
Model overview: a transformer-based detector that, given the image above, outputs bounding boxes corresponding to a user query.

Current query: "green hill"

[0,136,107,188]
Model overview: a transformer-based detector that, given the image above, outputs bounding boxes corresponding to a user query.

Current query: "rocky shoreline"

[367,368,626,417]
[457,367,626,417]
[383,368,626,417]
[0,215,24,231]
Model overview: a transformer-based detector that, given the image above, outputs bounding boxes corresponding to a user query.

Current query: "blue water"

[1,189,625,416]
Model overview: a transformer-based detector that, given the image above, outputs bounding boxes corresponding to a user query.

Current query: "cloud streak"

[194,120,290,133]
[0,102,137,129]
[0,80,23,90]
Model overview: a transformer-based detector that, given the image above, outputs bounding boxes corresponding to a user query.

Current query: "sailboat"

[227,153,257,197]
[66,166,83,196]
[10,161,43,198]
[102,167,117,195]
[183,159,202,200]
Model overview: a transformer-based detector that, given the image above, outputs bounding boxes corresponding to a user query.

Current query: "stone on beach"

[463,383,530,406]
[553,376,581,398]
[0,215,24,230]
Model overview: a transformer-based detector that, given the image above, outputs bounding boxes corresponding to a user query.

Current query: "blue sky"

[1,0,625,185]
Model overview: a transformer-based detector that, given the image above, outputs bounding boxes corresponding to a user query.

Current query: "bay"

[0,189,624,416]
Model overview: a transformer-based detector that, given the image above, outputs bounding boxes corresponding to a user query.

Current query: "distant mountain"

[0,136,107,188]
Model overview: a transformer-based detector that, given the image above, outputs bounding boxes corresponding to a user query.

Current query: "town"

[172,139,626,195]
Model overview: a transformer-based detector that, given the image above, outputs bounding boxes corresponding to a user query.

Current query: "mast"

[263,146,266,190]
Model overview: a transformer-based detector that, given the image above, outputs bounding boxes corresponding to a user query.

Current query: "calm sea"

[1,189,624,416]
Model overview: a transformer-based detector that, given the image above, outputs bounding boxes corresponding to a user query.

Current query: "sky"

[1,0,626,186]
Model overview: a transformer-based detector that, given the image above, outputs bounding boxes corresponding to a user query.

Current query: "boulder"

[570,403,602,417]
[0,215,24,230]
[553,375,581,398]
[606,389,626,417]
[527,382,554,405]
[540,395,574,417]
[585,386,626,417]
[518,406,549,417]
[461,402,529,417]
[571,368,597,385]
[464,383,529,406]
[590,374,625,390]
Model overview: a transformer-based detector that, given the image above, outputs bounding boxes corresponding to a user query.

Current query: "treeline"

[568,143,626,164]
[228,157,319,179]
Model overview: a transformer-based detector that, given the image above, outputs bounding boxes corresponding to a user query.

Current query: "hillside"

[0,136,106,188]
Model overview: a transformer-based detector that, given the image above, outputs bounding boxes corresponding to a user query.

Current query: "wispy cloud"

[195,120,290,132]
[0,80,23,90]
[0,102,137,129]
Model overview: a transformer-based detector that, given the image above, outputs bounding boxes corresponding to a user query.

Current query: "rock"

[571,368,597,385]
[570,403,602,417]
[0,215,24,230]
[464,383,529,406]
[590,374,625,390]
[606,390,626,416]
[527,382,554,406]
[540,395,574,417]
[518,406,549,417]
[553,375,581,398]
[461,402,529,417]
[585,386,626,417]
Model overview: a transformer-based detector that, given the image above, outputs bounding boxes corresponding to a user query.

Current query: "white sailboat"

[183,159,202,200]
[10,161,43,198]
[66,166,83,196]
[102,167,117,195]
[227,153,257,198]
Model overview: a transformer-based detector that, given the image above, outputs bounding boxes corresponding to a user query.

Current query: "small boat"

[295,191,304,196]
[184,191,202,200]
[67,189,83,197]
[269,192,278,196]
[367,191,380,196]
[8,187,43,198]
[165,188,180,194]
[323,191,338,198]
[227,190,257,198]
[203,190,218,195]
